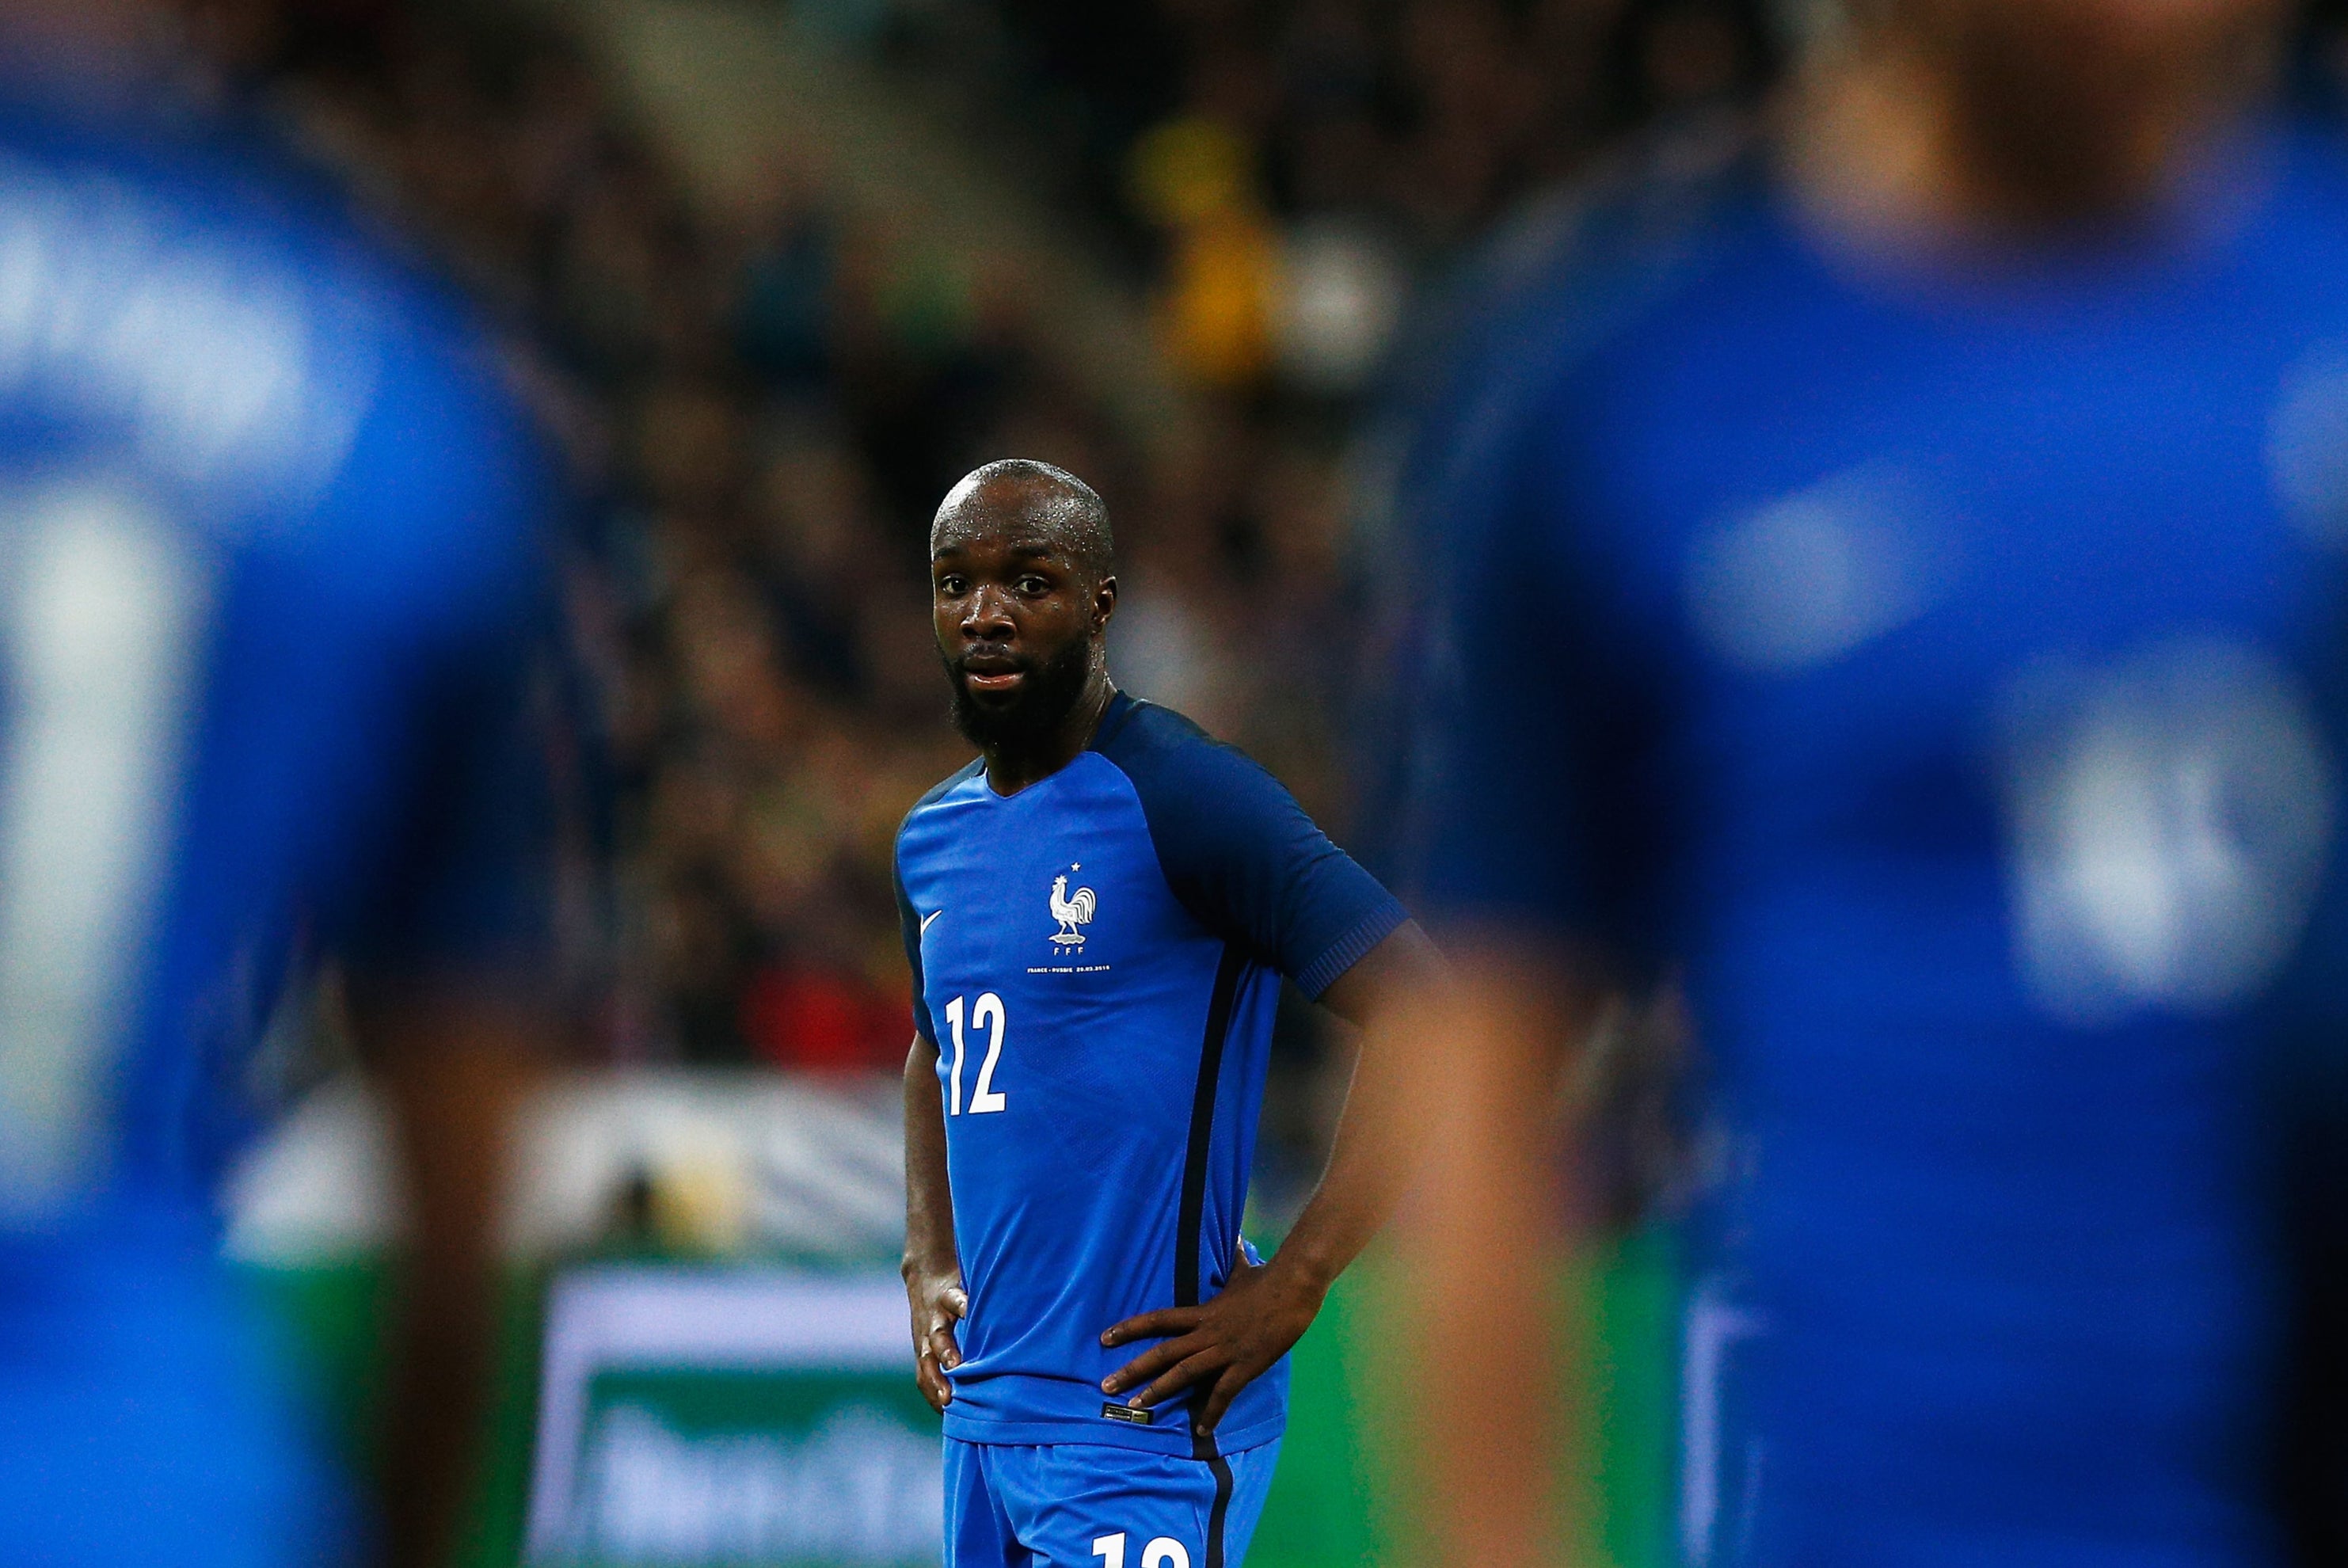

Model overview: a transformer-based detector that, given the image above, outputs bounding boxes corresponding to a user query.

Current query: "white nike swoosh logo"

[920,910,944,935]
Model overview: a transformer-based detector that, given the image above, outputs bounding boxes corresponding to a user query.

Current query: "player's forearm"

[902,1034,957,1277]
[1276,1007,1432,1291]
[1278,923,1450,1291]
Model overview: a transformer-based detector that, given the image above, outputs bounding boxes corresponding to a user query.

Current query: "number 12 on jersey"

[944,992,1007,1115]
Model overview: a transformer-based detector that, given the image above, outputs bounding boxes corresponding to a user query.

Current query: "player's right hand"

[904,1261,969,1412]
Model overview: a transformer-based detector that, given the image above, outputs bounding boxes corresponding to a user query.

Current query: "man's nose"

[962,584,1016,637]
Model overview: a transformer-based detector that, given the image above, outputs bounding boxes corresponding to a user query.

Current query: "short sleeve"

[1096,700,1408,998]
[1393,367,1672,960]
[325,308,561,991]
[335,611,558,984]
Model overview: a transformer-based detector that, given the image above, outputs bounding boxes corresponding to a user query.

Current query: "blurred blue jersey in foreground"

[1399,121,2348,1566]
[0,90,550,1566]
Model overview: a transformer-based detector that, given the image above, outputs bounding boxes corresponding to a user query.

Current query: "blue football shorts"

[945,1436,1282,1568]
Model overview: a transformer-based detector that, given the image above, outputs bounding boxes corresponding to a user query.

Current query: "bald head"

[928,459,1120,764]
[930,459,1114,586]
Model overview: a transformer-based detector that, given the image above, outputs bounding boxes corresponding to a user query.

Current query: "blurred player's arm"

[902,1029,966,1412]
[1409,937,1608,1568]
[1102,919,1448,1434]
[351,980,549,1568]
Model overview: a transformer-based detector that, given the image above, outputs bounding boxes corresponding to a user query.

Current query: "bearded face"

[943,627,1098,751]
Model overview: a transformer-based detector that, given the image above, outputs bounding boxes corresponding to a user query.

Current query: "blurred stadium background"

[162,0,2348,1563]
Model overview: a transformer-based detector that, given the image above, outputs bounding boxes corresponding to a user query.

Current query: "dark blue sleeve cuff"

[1294,896,1412,999]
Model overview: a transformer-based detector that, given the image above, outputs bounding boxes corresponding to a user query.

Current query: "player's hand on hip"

[904,1262,968,1413]
[1098,1251,1326,1437]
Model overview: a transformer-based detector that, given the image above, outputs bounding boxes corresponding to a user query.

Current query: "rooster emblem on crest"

[1049,866,1096,948]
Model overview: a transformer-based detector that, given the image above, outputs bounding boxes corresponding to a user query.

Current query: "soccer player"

[1388,0,2348,1561]
[897,459,1441,1568]
[0,6,557,1564]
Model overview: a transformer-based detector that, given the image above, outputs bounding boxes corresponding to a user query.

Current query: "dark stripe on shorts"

[1201,1448,1235,1568]
[1176,943,1246,1310]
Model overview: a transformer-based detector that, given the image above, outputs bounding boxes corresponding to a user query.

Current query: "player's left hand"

[1098,1251,1327,1435]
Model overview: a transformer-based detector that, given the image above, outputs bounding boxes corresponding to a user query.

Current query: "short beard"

[946,636,1097,750]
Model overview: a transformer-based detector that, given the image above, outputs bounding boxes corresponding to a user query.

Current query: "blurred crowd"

[179,1,1410,1110]
[886,0,1772,393]
[161,0,1790,1140]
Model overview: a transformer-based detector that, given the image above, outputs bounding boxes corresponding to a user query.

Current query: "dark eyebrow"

[930,535,1066,567]
[932,542,1060,561]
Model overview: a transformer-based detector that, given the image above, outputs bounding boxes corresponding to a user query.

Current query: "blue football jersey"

[896,693,1406,1457]
[0,93,550,1563]
[1399,121,2348,1566]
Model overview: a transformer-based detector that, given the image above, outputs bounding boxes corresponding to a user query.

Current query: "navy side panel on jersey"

[896,694,1404,1456]
[1401,120,2348,1567]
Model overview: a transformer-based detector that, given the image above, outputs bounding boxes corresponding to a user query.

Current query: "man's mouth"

[957,654,1028,696]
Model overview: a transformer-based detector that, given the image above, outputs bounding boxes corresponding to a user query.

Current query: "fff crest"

[1048,866,1096,949]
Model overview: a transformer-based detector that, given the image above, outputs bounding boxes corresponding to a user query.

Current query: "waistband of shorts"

[940,1406,1286,1458]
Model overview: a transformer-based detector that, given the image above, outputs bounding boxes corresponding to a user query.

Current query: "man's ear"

[1093,574,1117,632]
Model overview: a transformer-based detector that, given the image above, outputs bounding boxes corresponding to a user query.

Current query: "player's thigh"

[1013,1440,1283,1568]
[946,1438,1029,1568]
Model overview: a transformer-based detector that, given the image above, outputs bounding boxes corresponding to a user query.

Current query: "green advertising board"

[526,1268,942,1566]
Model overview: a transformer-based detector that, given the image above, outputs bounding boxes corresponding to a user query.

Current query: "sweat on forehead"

[930,459,1113,574]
